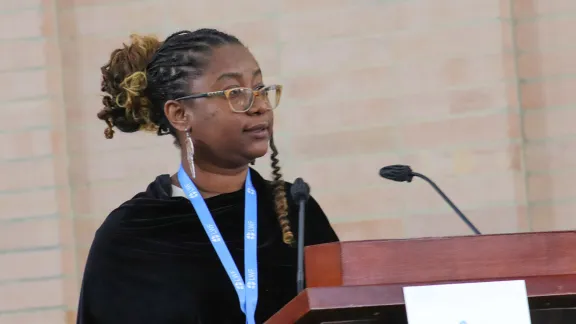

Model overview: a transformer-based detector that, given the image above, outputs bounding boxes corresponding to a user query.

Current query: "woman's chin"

[244,144,269,161]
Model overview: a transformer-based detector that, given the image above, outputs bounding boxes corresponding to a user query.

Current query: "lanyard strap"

[178,166,258,324]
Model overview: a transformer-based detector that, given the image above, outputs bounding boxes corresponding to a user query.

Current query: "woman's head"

[100,29,276,165]
[97,29,294,245]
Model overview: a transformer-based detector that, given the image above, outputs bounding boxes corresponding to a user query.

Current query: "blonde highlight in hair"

[115,71,157,133]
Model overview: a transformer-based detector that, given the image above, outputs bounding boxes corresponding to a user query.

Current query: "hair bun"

[97,34,162,139]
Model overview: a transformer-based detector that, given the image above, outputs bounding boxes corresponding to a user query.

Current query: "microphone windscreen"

[379,165,414,182]
[291,178,310,202]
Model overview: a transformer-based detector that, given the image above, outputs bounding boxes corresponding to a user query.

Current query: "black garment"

[77,169,339,324]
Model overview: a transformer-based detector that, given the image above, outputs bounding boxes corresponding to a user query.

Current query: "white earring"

[185,129,196,179]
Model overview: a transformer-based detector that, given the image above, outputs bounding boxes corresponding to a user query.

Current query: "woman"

[76,28,339,324]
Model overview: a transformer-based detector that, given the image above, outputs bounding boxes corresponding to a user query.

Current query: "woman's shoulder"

[95,174,189,238]
[89,178,213,264]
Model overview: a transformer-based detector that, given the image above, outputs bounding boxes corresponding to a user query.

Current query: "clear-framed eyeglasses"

[174,84,282,113]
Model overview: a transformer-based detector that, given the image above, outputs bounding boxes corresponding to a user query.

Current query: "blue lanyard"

[177,166,258,324]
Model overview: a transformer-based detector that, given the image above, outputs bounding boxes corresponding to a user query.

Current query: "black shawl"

[76,169,339,323]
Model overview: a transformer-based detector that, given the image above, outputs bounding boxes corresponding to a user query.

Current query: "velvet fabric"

[76,168,339,324]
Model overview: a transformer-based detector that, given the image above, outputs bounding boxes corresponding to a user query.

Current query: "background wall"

[1,0,575,322]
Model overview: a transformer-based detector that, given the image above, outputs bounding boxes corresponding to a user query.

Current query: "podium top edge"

[309,230,576,247]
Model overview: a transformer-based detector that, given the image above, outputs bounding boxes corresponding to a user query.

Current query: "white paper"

[403,280,532,324]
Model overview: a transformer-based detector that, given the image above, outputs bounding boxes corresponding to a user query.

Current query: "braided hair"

[97,29,294,245]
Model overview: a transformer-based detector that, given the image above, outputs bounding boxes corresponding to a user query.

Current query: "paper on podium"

[403,280,532,324]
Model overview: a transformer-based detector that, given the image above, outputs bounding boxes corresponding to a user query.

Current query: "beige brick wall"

[0,0,575,322]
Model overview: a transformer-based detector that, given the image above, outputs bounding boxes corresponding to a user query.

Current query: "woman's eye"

[228,89,244,98]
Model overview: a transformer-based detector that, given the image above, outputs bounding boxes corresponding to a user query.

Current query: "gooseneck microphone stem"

[379,165,481,235]
[412,172,481,235]
[296,199,306,294]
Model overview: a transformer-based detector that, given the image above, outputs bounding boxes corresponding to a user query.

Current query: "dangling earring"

[185,129,196,179]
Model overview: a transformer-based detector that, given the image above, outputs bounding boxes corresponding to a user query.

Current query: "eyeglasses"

[174,84,282,113]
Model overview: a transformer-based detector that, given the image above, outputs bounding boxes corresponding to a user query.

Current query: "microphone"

[379,165,481,235]
[291,177,310,295]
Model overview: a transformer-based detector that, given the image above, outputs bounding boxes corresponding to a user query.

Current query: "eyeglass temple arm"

[175,91,222,101]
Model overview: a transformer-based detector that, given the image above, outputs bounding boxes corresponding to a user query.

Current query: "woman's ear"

[164,100,193,131]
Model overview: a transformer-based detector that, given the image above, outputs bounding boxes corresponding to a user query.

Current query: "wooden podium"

[266,231,576,324]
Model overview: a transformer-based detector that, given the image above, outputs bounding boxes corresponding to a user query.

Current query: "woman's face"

[168,44,276,168]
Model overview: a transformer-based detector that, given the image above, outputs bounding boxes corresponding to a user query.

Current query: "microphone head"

[291,178,310,202]
[379,165,414,183]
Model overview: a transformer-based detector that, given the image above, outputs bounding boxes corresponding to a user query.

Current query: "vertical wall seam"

[507,0,532,231]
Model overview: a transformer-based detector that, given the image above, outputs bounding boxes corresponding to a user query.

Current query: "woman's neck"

[172,160,249,198]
